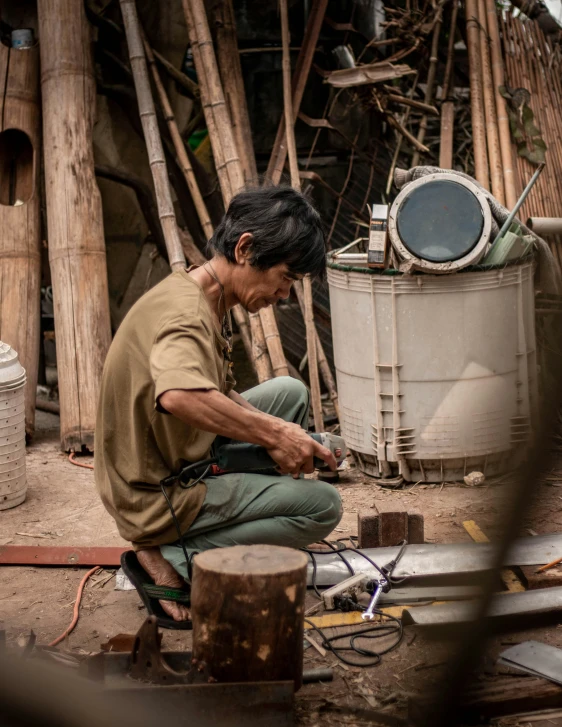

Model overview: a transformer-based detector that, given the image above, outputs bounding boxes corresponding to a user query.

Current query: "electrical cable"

[160,464,210,580]
[68,452,94,470]
[301,538,407,666]
[304,612,403,667]
[48,566,99,647]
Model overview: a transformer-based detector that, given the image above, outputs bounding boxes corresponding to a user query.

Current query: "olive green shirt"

[94,269,235,549]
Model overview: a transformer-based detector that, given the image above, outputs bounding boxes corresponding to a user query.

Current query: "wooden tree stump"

[191,545,308,689]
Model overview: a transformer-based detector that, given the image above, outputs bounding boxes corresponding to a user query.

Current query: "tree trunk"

[0,41,41,438]
[38,0,112,452]
[191,545,308,689]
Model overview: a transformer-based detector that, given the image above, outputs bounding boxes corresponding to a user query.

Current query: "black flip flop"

[120,551,193,630]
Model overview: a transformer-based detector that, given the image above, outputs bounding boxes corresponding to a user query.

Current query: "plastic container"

[0,342,27,509]
[327,259,537,483]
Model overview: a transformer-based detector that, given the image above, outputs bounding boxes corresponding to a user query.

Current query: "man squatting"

[94,186,343,621]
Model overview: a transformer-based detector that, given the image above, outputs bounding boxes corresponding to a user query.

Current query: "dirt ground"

[2,409,562,725]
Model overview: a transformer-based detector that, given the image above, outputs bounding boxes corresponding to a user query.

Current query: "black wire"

[159,465,210,580]
[304,611,403,667]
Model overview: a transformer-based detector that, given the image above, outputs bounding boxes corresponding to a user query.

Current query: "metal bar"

[403,587,562,627]
[0,545,128,566]
[306,534,562,587]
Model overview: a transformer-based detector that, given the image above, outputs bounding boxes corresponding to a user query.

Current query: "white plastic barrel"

[0,342,27,509]
[327,260,537,483]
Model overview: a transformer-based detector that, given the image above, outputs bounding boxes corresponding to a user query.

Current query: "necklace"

[203,262,234,368]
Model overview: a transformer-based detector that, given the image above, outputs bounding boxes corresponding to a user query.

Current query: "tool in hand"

[161,431,347,488]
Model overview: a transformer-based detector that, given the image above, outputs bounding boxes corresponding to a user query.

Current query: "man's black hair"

[208,186,326,278]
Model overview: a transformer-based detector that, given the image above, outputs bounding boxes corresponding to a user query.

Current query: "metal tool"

[362,540,408,621]
[162,432,347,487]
[362,577,387,621]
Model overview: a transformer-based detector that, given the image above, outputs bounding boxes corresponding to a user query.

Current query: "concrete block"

[357,512,379,549]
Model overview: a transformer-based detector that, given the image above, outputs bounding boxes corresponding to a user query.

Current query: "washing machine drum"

[389,174,492,273]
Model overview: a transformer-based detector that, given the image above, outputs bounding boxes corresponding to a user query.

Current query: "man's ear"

[234,232,253,264]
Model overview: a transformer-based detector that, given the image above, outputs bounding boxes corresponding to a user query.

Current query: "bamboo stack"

[0,40,41,437]
[182,0,289,381]
[38,0,112,452]
[500,10,562,274]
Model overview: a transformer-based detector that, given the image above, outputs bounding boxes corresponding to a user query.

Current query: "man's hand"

[266,422,337,478]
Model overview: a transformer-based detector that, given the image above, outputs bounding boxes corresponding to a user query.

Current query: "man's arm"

[228,389,259,412]
[159,388,336,476]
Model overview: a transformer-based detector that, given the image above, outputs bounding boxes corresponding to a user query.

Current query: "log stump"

[191,545,308,689]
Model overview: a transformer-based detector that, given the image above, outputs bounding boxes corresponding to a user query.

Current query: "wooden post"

[280,0,323,431]
[465,0,490,189]
[0,41,41,438]
[120,0,186,271]
[477,0,505,204]
[486,0,518,208]
[211,0,259,184]
[267,0,329,184]
[191,545,308,688]
[38,0,112,452]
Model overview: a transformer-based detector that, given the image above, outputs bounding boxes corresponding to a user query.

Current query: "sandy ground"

[1,410,562,725]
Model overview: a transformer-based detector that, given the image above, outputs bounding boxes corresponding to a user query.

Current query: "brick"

[357,512,379,549]
[358,510,424,548]
[407,513,425,544]
[379,511,408,546]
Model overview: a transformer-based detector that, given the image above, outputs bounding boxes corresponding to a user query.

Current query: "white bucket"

[0,342,26,509]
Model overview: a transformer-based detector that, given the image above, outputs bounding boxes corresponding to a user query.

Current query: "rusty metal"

[0,545,128,566]
[130,616,210,685]
[81,615,294,726]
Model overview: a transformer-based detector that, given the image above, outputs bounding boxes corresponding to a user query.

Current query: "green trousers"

[161,377,342,579]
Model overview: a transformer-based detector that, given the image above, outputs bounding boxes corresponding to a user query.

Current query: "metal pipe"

[491,162,546,246]
[526,216,562,236]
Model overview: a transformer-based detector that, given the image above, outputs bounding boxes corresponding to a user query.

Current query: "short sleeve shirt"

[94,269,235,548]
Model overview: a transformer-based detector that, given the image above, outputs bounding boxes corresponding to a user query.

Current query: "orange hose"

[68,452,94,470]
[48,566,99,647]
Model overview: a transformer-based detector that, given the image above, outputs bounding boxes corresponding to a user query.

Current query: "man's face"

[235,261,302,313]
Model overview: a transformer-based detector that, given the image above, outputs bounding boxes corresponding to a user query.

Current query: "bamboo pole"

[267,0,329,184]
[280,0,323,432]
[442,0,460,101]
[439,102,455,168]
[38,0,112,452]
[182,0,287,379]
[465,0,491,189]
[211,0,258,184]
[477,0,505,204]
[0,41,41,437]
[142,33,214,242]
[439,0,459,169]
[183,0,244,201]
[411,10,443,166]
[120,0,185,271]
[486,0,518,207]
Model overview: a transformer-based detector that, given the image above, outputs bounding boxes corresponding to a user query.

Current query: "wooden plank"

[0,545,128,566]
[463,520,525,592]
